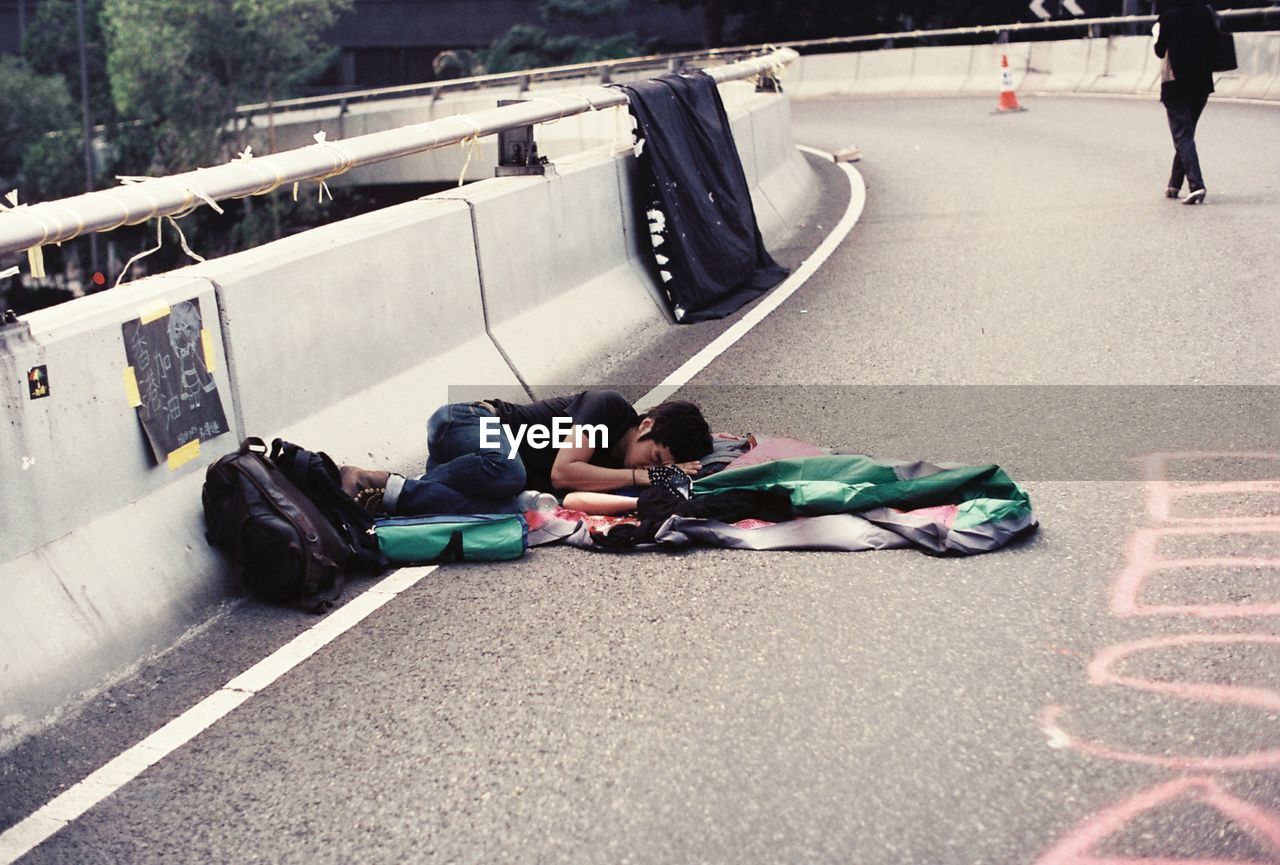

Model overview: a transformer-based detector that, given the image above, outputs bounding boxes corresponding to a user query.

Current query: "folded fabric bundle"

[569,453,1037,556]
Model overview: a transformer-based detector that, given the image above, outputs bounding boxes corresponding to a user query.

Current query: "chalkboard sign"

[121,299,228,468]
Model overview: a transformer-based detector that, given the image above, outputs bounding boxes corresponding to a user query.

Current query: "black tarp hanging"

[615,71,788,323]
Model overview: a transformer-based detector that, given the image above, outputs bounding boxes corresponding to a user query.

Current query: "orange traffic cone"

[994,54,1026,113]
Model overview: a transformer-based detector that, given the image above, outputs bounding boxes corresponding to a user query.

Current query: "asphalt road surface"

[3,94,1280,864]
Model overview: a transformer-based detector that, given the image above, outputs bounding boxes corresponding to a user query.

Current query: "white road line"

[637,146,867,411]
[0,565,439,865]
[0,144,868,865]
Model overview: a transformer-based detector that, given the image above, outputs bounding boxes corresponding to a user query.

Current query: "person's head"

[622,400,712,468]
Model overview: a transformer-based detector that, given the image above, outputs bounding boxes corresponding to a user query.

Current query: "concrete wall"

[785,32,1280,103]
[0,87,817,749]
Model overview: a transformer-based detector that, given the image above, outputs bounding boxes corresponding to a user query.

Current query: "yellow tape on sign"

[139,305,170,324]
[167,439,200,471]
[123,367,142,407]
[201,328,217,372]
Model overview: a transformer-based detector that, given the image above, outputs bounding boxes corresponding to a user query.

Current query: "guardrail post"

[494,99,547,177]
[599,65,613,85]
[667,58,685,74]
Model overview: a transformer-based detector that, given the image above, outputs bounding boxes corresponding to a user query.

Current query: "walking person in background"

[1153,0,1218,204]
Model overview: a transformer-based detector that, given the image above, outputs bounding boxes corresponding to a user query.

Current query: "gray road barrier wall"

[0,88,816,749]
[786,32,1280,102]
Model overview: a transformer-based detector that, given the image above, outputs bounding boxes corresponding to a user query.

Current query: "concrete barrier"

[433,151,671,387]
[850,46,918,95]
[786,32,1280,103]
[1215,32,1280,100]
[1091,35,1161,95]
[741,92,821,249]
[910,44,979,94]
[724,88,782,244]
[0,275,238,747]
[181,197,521,464]
[1023,39,1095,94]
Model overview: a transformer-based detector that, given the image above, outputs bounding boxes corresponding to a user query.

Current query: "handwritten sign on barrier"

[121,299,228,470]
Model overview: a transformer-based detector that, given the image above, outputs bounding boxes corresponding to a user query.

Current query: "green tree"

[0,56,83,199]
[483,0,647,74]
[22,0,113,128]
[102,0,352,174]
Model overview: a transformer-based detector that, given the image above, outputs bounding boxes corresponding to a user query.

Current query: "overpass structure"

[2,16,1280,864]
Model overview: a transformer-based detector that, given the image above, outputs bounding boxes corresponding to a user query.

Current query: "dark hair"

[638,400,713,462]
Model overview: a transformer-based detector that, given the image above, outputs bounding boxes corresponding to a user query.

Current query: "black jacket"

[1155,1,1217,101]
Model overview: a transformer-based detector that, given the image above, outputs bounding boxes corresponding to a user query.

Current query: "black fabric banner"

[617,71,788,323]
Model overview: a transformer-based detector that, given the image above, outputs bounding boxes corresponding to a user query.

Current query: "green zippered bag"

[373,513,529,564]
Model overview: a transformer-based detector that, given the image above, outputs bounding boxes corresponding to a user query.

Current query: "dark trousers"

[1164,90,1209,193]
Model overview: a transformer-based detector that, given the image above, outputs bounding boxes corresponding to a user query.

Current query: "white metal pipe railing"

[237,7,1280,119]
[0,49,795,260]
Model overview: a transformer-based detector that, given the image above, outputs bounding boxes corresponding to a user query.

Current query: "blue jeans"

[390,402,526,516]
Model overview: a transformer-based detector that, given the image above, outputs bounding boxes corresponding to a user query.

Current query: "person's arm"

[550,437,649,492]
[563,492,640,515]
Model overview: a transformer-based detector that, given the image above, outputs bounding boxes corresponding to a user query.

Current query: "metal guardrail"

[0,49,795,259]
[236,7,1280,120]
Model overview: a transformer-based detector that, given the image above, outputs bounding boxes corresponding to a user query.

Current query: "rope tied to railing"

[291,132,358,202]
[113,215,206,289]
[232,145,291,199]
[457,133,483,187]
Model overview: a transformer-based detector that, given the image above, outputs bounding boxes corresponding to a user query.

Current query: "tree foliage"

[102,0,352,173]
[483,0,648,73]
[0,56,83,198]
[22,0,113,125]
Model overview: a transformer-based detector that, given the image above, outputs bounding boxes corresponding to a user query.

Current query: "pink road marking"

[1111,525,1280,619]
[1143,452,1280,524]
[1040,705,1280,771]
[1034,775,1280,865]
[1088,634,1280,712]
[1036,453,1280,861]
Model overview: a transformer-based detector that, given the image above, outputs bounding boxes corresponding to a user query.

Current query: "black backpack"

[269,438,388,574]
[202,437,347,612]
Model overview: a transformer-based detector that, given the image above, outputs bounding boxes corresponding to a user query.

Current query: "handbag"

[1210,7,1238,72]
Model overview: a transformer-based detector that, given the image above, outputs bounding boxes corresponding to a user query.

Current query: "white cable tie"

[1,266,18,280]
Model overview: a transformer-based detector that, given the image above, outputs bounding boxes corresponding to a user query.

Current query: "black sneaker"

[1182,188,1206,205]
